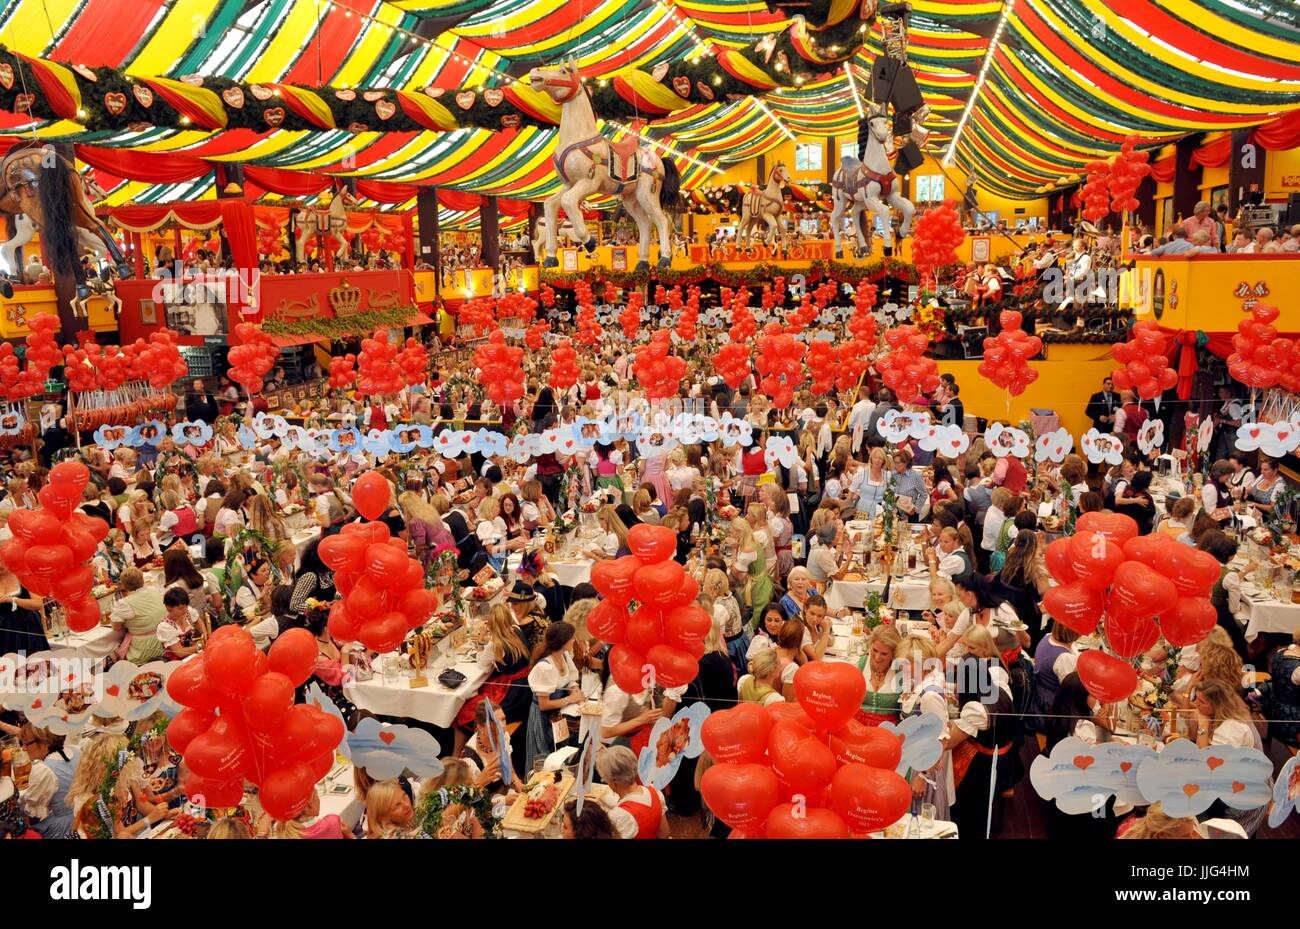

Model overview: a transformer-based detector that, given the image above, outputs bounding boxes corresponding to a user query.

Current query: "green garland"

[1265,485,1300,546]
[262,306,417,340]
[541,258,921,291]
[218,527,287,625]
[153,449,201,498]
[415,784,498,839]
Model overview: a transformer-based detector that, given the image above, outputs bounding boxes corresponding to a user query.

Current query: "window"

[794,142,823,172]
[914,174,944,203]
[840,141,858,164]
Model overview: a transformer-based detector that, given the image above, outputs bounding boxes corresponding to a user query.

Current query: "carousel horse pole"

[530,58,679,271]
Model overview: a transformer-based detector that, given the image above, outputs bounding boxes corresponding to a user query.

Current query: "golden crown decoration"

[330,279,362,317]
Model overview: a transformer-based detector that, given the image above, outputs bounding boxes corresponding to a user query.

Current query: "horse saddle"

[862,167,897,191]
[604,136,642,185]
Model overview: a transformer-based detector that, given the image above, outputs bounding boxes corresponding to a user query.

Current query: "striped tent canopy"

[0,0,1295,207]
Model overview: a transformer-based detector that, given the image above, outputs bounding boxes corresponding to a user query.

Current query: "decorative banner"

[637,703,710,790]
[876,409,933,445]
[918,423,967,457]
[1235,420,1300,458]
[1133,740,1273,818]
[171,420,213,446]
[716,413,753,448]
[1030,737,1157,815]
[0,653,176,736]
[986,422,1031,458]
[764,435,799,470]
[1081,428,1124,466]
[1136,418,1165,456]
[637,425,679,458]
[1034,428,1073,463]
[252,412,291,439]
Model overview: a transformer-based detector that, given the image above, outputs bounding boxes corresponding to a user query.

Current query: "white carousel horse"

[0,213,108,277]
[859,107,915,253]
[830,156,873,258]
[529,59,680,271]
[294,188,355,262]
[533,215,577,262]
[738,161,791,249]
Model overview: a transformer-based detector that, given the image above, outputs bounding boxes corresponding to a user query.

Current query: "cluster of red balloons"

[633,330,686,400]
[256,216,285,258]
[587,524,710,693]
[727,287,756,343]
[910,199,965,280]
[0,314,58,401]
[357,330,404,396]
[806,340,838,395]
[549,338,582,390]
[573,280,602,348]
[754,321,805,409]
[876,325,940,404]
[1111,320,1177,399]
[524,319,550,351]
[604,282,618,304]
[1228,303,1286,391]
[1043,513,1220,703]
[0,461,109,632]
[1080,160,1112,223]
[539,284,556,308]
[619,296,643,341]
[786,294,818,334]
[61,339,101,393]
[979,310,1042,396]
[473,329,525,406]
[317,472,441,653]
[498,291,538,325]
[130,330,189,390]
[395,337,429,387]
[675,287,700,343]
[759,276,786,313]
[228,323,278,395]
[458,297,496,336]
[837,280,879,391]
[328,353,357,390]
[1107,137,1150,215]
[714,342,751,390]
[166,625,345,818]
[699,662,910,838]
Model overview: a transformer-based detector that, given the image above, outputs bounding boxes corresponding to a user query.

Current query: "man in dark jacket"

[1084,376,1119,432]
[185,378,218,423]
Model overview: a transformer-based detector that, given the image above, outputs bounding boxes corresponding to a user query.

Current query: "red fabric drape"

[1251,109,1300,151]
[242,165,330,197]
[106,203,223,230]
[74,145,209,183]
[1188,135,1231,170]
[218,200,258,271]
[1149,156,1175,184]
[498,198,530,216]
[438,189,483,211]
[1158,328,1293,400]
[356,179,420,203]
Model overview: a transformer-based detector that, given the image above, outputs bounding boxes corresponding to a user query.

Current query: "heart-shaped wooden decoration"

[14,93,35,113]
[250,84,274,101]
[500,113,519,129]
[103,92,127,115]
[423,86,444,98]
[180,74,205,86]
[696,81,714,101]
[671,75,691,98]
[652,61,670,81]
[362,90,385,102]
[374,99,396,120]
[334,88,356,101]
[132,83,154,108]
[0,63,14,90]
[222,86,245,109]
[455,90,476,110]
[483,88,503,107]
[72,64,98,82]
[346,121,369,133]
[127,121,152,132]
[262,106,285,128]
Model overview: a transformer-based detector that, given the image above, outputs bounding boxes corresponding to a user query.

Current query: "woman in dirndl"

[856,625,903,726]
[523,622,584,773]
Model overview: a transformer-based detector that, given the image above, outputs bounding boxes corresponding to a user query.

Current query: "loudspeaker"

[894,141,925,175]
[868,58,924,115]
[1287,192,1300,226]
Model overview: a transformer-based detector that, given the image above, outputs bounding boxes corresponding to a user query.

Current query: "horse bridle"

[540,69,582,103]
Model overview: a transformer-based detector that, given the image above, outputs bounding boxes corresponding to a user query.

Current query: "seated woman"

[944,656,1022,839]
[991,531,1051,646]
[1156,495,1197,541]
[778,566,813,619]
[1263,631,1300,750]
[775,618,807,701]
[1182,680,1270,835]
[363,780,416,839]
[523,622,584,772]
[745,605,788,661]
[737,648,785,706]
[1027,620,1081,740]
[595,746,670,839]
[926,526,974,579]
[856,625,903,727]
[1114,470,1156,535]
[936,571,1025,661]
[562,799,617,839]
[805,522,843,589]
[798,594,834,663]
[454,604,532,753]
[460,702,527,797]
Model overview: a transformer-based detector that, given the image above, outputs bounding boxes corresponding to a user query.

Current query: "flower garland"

[540,258,925,291]
[153,449,201,498]
[415,784,498,839]
[262,306,417,340]
[218,527,287,625]
[913,301,946,342]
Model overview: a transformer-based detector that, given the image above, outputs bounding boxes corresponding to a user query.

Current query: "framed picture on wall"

[971,237,991,264]
[140,299,157,325]
[561,249,578,272]
[611,248,627,271]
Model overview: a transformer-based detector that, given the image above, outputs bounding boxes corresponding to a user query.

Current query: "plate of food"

[501,770,574,834]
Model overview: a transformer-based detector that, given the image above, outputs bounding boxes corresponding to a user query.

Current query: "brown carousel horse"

[0,141,131,298]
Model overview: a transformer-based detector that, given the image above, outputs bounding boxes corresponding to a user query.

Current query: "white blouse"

[527,654,577,697]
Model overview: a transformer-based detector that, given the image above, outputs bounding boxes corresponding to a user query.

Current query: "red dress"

[618,787,663,839]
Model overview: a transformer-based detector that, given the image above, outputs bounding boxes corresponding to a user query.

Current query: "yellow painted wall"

[1264,145,1300,202]
[938,344,1117,440]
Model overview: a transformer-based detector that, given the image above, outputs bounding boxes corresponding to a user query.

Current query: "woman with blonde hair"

[67,734,173,838]
[857,625,904,726]
[520,479,556,530]
[400,489,454,564]
[364,780,416,838]
[1117,802,1203,839]
[585,504,629,559]
[454,604,532,750]
[244,492,288,542]
[738,648,785,705]
[475,495,509,569]
[206,817,253,839]
[631,487,661,525]
[745,501,778,580]
[702,568,747,670]
[1172,627,1244,714]
[726,516,758,584]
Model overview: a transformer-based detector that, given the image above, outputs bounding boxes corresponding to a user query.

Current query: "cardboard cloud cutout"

[764,435,799,471]
[1029,737,1156,815]
[880,711,945,777]
[1080,428,1124,466]
[637,703,710,790]
[1235,421,1300,458]
[1034,427,1073,463]
[171,420,213,446]
[92,424,131,450]
[1133,739,1272,817]
[1137,418,1165,456]
[327,427,362,454]
[986,422,1031,458]
[920,423,968,457]
[0,405,27,435]
[252,413,290,440]
[716,412,752,448]
[131,419,167,447]
[1267,754,1299,829]
[348,716,445,780]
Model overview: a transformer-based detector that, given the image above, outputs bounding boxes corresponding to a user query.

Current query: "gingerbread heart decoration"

[483,88,503,107]
[180,74,205,86]
[334,88,356,102]
[652,61,670,82]
[132,84,154,108]
[262,106,286,128]
[14,94,35,113]
[362,90,385,103]
[423,86,444,98]
[72,64,98,82]
[0,63,14,90]
[127,121,152,132]
[250,84,274,101]
[671,75,691,98]
[696,81,714,100]
[455,90,476,110]
[346,121,369,133]
[103,92,128,116]
[222,86,245,109]
[500,113,520,129]
[374,99,396,120]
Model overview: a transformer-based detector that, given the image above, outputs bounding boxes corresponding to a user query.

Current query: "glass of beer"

[11,744,31,790]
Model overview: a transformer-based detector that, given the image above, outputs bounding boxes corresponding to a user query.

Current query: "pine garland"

[262,306,416,340]
[218,527,287,625]
[415,784,498,839]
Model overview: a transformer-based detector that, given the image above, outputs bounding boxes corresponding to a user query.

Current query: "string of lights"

[943,0,1015,167]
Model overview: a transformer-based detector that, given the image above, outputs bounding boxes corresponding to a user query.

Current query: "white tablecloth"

[1234,584,1300,640]
[46,623,121,660]
[343,635,489,728]
[824,574,934,614]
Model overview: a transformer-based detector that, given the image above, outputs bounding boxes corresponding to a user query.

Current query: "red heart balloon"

[626,606,665,655]
[662,604,712,658]
[586,599,629,644]
[701,703,772,763]
[1043,583,1105,635]
[182,773,245,809]
[764,803,848,839]
[1121,533,1174,572]
[700,763,781,831]
[51,565,94,603]
[1044,537,1077,584]
[1159,596,1217,647]
[166,655,222,711]
[318,532,368,572]
[327,601,362,642]
[765,701,818,731]
[1068,531,1126,590]
[646,643,698,689]
[590,555,643,605]
[351,471,391,521]
[184,717,249,781]
[363,542,410,585]
[165,707,216,755]
[358,612,408,653]
[1075,511,1139,545]
[793,661,867,732]
[1154,544,1222,597]
[830,763,911,833]
[23,544,72,582]
[632,559,687,607]
[827,718,902,769]
[63,596,102,632]
[1109,560,1179,618]
[608,644,649,694]
[768,719,837,800]
[203,628,261,694]
[1077,649,1138,703]
[626,523,677,563]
